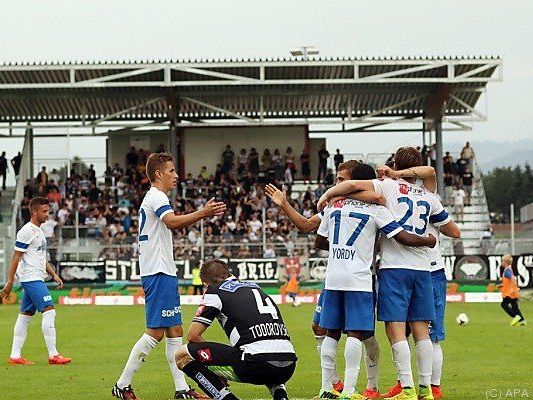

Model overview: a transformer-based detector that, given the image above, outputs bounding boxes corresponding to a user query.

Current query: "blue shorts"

[377,268,435,322]
[20,281,54,314]
[319,289,375,333]
[429,269,447,342]
[312,288,325,325]
[142,273,182,329]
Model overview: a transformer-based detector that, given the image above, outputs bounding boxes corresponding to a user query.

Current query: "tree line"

[483,164,533,222]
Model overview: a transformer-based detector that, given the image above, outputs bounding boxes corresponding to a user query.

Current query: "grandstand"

[0,55,504,283]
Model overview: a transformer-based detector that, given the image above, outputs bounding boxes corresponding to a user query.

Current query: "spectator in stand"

[461,141,475,172]
[125,146,139,168]
[421,145,430,166]
[300,150,311,183]
[112,163,124,180]
[456,156,469,186]
[249,147,260,176]
[222,144,235,174]
[88,164,97,183]
[199,166,210,180]
[430,144,437,168]
[333,149,344,172]
[462,169,474,206]
[284,147,296,177]
[261,149,272,172]
[444,173,454,207]
[36,166,48,194]
[11,152,22,180]
[47,187,62,211]
[263,244,276,258]
[284,165,293,185]
[237,148,248,176]
[324,168,334,186]
[272,148,283,180]
[317,144,330,183]
[0,151,8,190]
[443,152,454,175]
[453,184,466,222]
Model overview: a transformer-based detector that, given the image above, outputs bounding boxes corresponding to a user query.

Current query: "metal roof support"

[91,97,163,125]
[449,94,487,121]
[181,97,256,123]
[172,66,259,83]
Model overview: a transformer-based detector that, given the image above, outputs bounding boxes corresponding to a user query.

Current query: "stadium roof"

[0,55,502,136]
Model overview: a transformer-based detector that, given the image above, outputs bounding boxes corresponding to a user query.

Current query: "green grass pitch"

[0,302,531,399]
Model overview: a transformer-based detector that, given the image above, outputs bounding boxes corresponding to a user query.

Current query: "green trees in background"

[483,164,533,222]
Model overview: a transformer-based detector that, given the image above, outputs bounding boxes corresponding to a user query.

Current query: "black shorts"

[187,342,296,385]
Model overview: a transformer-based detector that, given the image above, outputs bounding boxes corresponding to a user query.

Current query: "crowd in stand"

[13,141,476,260]
[18,145,331,260]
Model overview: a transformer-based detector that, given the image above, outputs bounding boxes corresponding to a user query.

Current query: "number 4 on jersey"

[252,289,279,319]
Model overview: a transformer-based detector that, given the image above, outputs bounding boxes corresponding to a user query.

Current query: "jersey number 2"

[252,289,279,319]
[139,208,148,242]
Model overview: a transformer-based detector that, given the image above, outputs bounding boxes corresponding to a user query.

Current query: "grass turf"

[0,302,531,399]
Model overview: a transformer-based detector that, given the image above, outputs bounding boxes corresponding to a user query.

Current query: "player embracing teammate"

[318,147,460,400]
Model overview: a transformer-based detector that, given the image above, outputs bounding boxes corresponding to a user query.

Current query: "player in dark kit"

[175,259,297,400]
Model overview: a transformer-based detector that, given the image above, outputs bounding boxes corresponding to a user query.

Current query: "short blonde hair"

[502,254,513,265]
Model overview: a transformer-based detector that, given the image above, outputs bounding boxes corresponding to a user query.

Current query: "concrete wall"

[181,126,312,177]
[107,130,170,167]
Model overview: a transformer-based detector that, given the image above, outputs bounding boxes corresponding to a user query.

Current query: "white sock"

[391,340,414,388]
[343,337,363,396]
[166,337,189,391]
[315,335,325,355]
[431,341,443,386]
[117,333,158,388]
[363,335,380,390]
[41,309,59,357]
[320,336,338,391]
[10,314,32,359]
[415,339,433,387]
[316,335,340,384]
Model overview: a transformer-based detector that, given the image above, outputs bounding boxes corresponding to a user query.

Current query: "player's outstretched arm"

[439,220,461,238]
[162,198,226,230]
[0,251,23,299]
[187,322,208,343]
[393,231,437,248]
[265,183,321,232]
[317,180,375,211]
[377,165,437,193]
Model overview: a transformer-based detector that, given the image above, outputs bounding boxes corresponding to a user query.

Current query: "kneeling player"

[315,164,436,400]
[176,259,297,400]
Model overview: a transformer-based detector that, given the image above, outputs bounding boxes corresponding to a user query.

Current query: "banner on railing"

[55,253,533,287]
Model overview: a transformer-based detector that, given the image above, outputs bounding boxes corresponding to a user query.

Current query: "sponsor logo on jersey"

[161,306,181,317]
[333,198,345,208]
[219,280,259,293]
[197,348,213,362]
[399,183,410,195]
[43,295,52,302]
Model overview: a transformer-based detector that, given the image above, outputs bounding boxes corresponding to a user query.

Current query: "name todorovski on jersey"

[372,178,450,271]
[138,187,176,277]
[15,222,48,282]
[193,278,296,361]
[317,198,403,291]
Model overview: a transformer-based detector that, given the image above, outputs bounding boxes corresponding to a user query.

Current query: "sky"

[1,0,532,182]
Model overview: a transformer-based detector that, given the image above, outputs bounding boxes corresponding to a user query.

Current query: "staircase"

[0,188,16,282]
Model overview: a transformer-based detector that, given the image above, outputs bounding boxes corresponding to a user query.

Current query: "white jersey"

[14,222,48,282]
[317,198,402,291]
[372,178,450,271]
[138,187,176,277]
[415,179,445,272]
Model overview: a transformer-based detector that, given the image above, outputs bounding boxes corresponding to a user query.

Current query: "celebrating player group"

[2,146,460,400]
